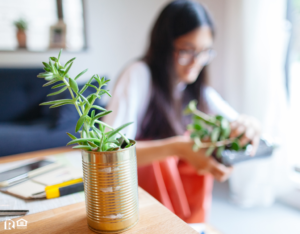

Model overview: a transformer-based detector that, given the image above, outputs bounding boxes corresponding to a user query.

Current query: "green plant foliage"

[37,49,133,152]
[14,19,28,31]
[184,100,243,158]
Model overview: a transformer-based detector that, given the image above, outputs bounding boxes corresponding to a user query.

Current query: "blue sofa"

[0,68,104,157]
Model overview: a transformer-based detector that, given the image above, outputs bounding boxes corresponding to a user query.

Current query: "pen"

[0,162,62,187]
[31,178,83,199]
[0,210,29,216]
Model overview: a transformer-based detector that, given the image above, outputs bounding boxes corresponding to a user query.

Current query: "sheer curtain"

[221,0,293,207]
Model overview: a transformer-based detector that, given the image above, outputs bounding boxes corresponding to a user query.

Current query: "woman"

[104,0,260,223]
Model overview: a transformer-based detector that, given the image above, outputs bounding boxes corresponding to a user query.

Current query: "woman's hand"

[173,136,233,182]
[230,115,261,156]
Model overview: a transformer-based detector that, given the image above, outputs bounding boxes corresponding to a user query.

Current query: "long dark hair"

[139,0,215,139]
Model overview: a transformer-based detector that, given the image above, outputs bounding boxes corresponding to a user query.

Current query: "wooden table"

[0,147,222,234]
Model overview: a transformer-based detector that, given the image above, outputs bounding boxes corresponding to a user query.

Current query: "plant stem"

[192,109,220,126]
[197,138,235,148]
[63,78,82,116]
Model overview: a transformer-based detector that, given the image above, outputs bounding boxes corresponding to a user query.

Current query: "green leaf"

[103,90,111,97]
[57,49,62,62]
[43,67,51,72]
[107,147,120,151]
[42,62,51,69]
[42,79,60,87]
[47,86,68,96]
[216,146,225,158]
[72,145,92,150]
[183,100,197,115]
[194,123,202,131]
[50,57,58,62]
[87,141,98,148]
[206,146,215,156]
[69,77,78,93]
[64,57,76,68]
[86,84,98,90]
[37,72,53,78]
[40,99,73,106]
[91,126,102,139]
[87,93,97,103]
[106,139,120,145]
[74,69,88,80]
[192,144,199,152]
[89,131,96,139]
[99,134,106,151]
[49,102,73,108]
[116,136,124,146]
[82,127,88,138]
[231,140,240,151]
[94,120,129,144]
[45,76,55,81]
[102,77,110,84]
[106,122,133,140]
[211,127,220,142]
[50,60,58,74]
[194,136,201,147]
[93,110,112,121]
[94,120,114,129]
[215,115,223,121]
[91,110,95,119]
[91,105,106,111]
[79,75,95,94]
[105,142,119,149]
[66,132,77,140]
[63,62,73,77]
[51,83,65,89]
[125,142,133,148]
[220,118,231,138]
[75,115,86,132]
[67,138,100,145]
[93,75,101,86]
[78,93,89,105]
[190,132,198,139]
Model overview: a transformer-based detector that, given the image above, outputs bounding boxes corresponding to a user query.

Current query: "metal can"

[81,140,139,233]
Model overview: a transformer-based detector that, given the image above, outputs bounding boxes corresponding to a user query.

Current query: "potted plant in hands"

[14,19,28,49]
[184,100,273,166]
[37,50,139,233]
[184,100,247,161]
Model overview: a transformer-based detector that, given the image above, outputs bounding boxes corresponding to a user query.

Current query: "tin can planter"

[81,140,139,233]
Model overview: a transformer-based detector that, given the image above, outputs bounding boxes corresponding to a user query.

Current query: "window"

[288,0,300,168]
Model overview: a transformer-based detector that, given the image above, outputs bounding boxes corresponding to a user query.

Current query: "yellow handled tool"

[45,178,83,199]
[31,178,83,199]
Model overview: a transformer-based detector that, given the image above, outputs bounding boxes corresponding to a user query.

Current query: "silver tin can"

[81,140,139,233]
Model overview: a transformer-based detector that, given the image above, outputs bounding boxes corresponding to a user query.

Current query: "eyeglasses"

[176,48,216,66]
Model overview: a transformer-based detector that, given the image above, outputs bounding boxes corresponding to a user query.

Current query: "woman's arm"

[136,135,233,182]
[136,137,180,166]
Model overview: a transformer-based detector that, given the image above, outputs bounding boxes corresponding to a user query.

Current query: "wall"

[0,0,169,88]
[0,0,241,110]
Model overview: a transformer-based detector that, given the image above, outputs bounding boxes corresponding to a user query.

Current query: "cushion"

[0,68,49,122]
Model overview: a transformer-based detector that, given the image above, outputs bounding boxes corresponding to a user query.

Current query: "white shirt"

[103,61,238,139]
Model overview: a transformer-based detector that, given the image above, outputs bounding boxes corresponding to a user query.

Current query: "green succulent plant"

[14,19,28,31]
[184,100,244,158]
[37,50,133,152]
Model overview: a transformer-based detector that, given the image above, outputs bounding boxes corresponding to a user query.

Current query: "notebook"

[4,166,83,199]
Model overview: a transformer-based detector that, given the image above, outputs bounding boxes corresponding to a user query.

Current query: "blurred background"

[0,0,299,233]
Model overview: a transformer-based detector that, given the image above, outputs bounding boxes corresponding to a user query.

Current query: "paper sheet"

[0,151,85,222]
